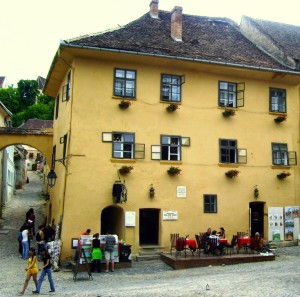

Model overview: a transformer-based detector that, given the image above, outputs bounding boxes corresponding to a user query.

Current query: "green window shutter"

[135,143,145,159]
[151,145,161,160]
[288,151,297,165]
[102,132,112,142]
[238,148,247,164]
[237,82,245,107]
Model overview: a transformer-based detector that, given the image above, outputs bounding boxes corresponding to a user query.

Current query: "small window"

[113,132,135,159]
[161,74,182,102]
[55,95,59,119]
[63,134,68,165]
[218,81,244,108]
[271,143,297,166]
[29,153,34,159]
[220,139,237,163]
[114,69,136,98]
[161,135,181,161]
[52,145,56,169]
[204,194,217,213]
[62,71,71,102]
[270,88,286,113]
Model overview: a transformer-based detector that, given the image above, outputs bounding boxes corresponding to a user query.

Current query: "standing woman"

[19,247,38,295]
[91,233,102,273]
[32,247,55,294]
[21,225,30,259]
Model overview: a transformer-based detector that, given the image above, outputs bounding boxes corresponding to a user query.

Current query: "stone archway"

[0,127,53,162]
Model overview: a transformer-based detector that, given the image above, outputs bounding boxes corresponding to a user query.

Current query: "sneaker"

[32,291,39,294]
[49,290,55,293]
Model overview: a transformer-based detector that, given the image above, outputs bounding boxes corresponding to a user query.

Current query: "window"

[52,145,56,169]
[29,153,34,159]
[161,74,182,102]
[63,134,68,165]
[112,132,134,159]
[218,81,244,108]
[204,194,217,213]
[62,71,71,102]
[161,135,181,161]
[219,139,247,164]
[114,69,136,98]
[271,143,298,166]
[270,88,286,113]
[55,95,59,119]
[102,132,145,159]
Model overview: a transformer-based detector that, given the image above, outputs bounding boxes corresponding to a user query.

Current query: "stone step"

[136,254,161,262]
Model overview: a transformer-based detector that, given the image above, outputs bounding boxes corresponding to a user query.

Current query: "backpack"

[36,231,42,242]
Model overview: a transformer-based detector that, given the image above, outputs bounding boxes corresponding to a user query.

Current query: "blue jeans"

[22,241,29,259]
[36,268,55,293]
[37,243,45,258]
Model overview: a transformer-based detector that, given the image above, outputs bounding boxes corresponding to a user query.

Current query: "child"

[19,247,38,295]
[32,247,55,294]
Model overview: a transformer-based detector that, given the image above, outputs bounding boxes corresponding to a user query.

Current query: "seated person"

[253,232,270,251]
[203,228,211,253]
[208,230,224,254]
[218,227,226,239]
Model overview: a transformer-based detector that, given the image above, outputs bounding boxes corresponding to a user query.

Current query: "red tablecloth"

[186,239,197,250]
[237,237,251,249]
[219,238,228,244]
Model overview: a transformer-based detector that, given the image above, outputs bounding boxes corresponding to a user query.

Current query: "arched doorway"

[101,206,124,239]
[250,202,265,237]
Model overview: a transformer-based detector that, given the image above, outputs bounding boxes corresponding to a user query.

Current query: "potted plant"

[119,165,133,175]
[118,100,131,109]
[277,171,291,180]
[274,115,287,123]
[166,103,179,112]
[225,169,240,178]
[167,166,181,175]
[222,109,236,117]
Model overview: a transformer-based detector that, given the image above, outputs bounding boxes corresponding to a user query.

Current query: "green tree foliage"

[18,80,40,107]
[0,86,20,113]
[0,79,54,127]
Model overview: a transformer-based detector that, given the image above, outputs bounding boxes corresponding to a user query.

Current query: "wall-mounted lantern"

[46,157,66,188]
[149,184,155,199]
[254,185,259,199]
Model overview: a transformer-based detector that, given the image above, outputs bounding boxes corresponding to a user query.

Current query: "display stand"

[73,247,93,282]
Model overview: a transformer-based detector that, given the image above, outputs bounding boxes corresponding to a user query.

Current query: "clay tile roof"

[19,119,53,129]
[66,11,292,71]
[246,17,300,61]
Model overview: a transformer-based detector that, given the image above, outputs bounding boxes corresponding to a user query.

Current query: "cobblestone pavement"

[0,171,300,296]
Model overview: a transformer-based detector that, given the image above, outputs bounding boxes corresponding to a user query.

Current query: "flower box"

[274,116,286,123]
[225,169,240,178]
[119,100,131,109]
[222,109,236,117]
[166,103,179,112]
[119,166,133,175]
[167,166,181,175]
[277,172,291,180]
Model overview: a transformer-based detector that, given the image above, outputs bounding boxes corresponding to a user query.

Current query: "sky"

[1,0,300,87]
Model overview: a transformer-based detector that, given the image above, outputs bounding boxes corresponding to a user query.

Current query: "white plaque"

[177,186,186,198]
[125,211,136,227]
[163,210,178,221]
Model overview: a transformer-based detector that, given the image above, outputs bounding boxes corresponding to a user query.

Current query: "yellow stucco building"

[44,1,300,260]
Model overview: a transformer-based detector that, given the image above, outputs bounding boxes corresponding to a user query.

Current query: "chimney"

[149,0,159,19]
[171,6,183,42]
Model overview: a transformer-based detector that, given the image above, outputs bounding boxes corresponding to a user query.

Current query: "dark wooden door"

[250,202,264,237]
[139,209,159,245]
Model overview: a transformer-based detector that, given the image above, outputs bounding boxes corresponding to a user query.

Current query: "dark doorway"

[101,206,124,239]
[139,208,159,245]
[250,202,264,237]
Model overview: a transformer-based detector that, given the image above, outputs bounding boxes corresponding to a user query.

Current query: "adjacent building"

[43,1,300,260]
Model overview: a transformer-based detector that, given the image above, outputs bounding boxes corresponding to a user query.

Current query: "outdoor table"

[219,238,228,244]
[237,237,251,249]
[186,239,197,251]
